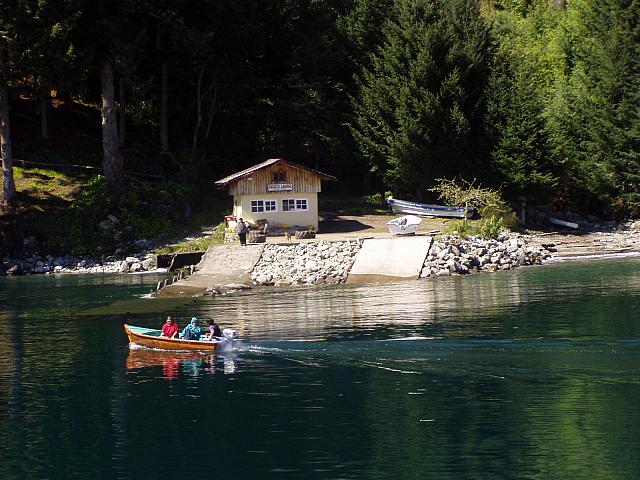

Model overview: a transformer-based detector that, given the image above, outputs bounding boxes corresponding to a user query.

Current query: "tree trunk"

[100,57,124,191]
[160,59,169,152]
[118,77,126,147]
[191,66,205,157]
[0,83,16,204]
[204,79,218,142]
[39,90,49,140]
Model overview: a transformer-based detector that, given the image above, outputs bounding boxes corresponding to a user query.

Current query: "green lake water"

[1,258,640,479]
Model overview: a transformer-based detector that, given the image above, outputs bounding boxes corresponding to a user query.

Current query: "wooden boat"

[386,197,472,218]
[124,324,234,351]
[387,215,422,235]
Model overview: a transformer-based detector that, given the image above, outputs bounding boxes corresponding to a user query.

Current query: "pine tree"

[350,0,492,196]
[485,55,558,203]
[547,0,640,213]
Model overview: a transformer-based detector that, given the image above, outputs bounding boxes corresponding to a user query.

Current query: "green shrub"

[51,175,193,253]
[154,222,226,254]
[442,219,476,238]
[479,215,504,239]
[362,191,393,206]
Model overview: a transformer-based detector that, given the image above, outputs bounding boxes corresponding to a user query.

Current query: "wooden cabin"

[215,158,337,231]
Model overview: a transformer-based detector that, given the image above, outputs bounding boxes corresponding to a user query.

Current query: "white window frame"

[251,199,278,213]
[250,200,265,213]
[282,198,308,212]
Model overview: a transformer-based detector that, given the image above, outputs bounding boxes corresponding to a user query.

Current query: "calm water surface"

[1,259,640,479]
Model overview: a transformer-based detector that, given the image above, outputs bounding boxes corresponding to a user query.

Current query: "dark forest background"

[1,0,639,252]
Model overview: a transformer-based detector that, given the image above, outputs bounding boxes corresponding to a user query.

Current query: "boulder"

[6,265,19,275]
[98,219,116,232]
[141,258,154,270]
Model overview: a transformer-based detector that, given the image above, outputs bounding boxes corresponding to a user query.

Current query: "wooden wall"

[229,164,322,195]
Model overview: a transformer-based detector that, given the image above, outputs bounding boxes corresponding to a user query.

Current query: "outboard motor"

[222,328,237,342]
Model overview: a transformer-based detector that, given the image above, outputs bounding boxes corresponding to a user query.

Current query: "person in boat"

[207,319,222,338]
[160,316,179,338]
[180,317,202,340]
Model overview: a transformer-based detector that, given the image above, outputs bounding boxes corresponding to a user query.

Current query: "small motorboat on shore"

[386,197,472,218]
[124,324,237,351]
[387,215,422,235]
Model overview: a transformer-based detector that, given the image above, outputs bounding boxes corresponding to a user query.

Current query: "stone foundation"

[420,234,551,277]
[250,240,361,286]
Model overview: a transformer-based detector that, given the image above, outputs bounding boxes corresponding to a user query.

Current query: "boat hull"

[388,224,418,235]
[387,198,470,218]
[124,324,223,351]
[387,215,422,235]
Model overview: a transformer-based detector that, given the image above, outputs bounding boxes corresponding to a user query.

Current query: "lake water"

[1,258,640,479]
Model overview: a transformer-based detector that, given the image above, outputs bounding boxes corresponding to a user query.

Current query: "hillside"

[0,96,231,256]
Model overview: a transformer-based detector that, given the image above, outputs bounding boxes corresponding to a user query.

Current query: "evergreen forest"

[1,0,639,252]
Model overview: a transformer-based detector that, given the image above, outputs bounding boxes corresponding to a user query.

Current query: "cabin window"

[251,200,277,213]
[282,198,308,212]
[273,169,286,182]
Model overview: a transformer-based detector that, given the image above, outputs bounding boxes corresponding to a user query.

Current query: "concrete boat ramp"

[159,236,433,295]
[159,244,264,296]
[347,236,432,283]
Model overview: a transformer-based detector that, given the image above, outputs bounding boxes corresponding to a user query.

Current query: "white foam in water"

[383,336,436,342]
[548,251,640,262]
[238,344,285,354]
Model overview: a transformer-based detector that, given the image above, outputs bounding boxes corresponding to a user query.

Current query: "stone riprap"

[420,234,551,278]
[250,240,361,286]
[1,252,157,276]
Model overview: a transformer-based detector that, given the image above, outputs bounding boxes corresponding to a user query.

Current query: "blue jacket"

[181,324,201,340]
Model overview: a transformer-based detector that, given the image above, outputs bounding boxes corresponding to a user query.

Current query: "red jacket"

[162,322,180,338]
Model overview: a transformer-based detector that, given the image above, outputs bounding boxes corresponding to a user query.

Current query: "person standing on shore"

[235,218,249,246]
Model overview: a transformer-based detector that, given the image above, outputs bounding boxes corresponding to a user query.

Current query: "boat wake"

[549,251,640,262]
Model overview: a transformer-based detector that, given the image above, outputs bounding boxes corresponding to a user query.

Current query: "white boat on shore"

[387,215,422,235]
[386,197,472,218]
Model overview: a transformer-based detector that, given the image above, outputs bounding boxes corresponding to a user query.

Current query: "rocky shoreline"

[0,250,158,276]
[3,224,640,280]
[250,240,361,286]
[420,234,551,277]
[247,234,552,287]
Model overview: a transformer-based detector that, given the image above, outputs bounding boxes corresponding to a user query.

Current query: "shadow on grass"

[319,215,372,233]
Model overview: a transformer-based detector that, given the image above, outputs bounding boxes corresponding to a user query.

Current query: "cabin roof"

[215,158,337,186]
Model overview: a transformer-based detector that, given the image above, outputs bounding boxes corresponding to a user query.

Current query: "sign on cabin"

[267,183,293,192]
[215,158,336,233]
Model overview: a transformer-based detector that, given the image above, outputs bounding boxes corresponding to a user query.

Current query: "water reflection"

[125,347,236,379]
[201,259,640,342]
[2,258,640,479]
